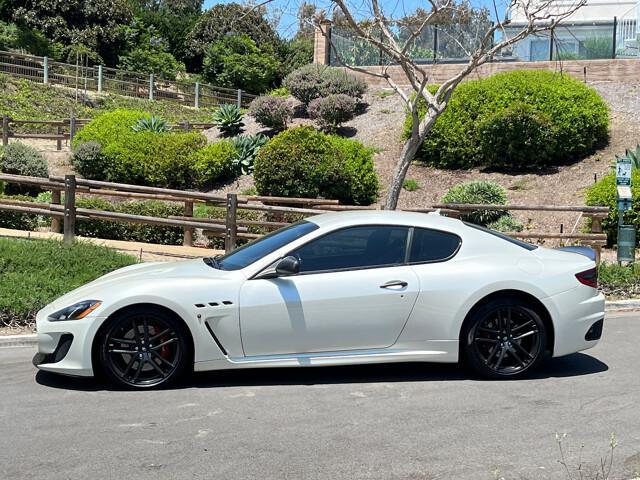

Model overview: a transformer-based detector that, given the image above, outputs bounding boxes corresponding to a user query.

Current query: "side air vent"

[208,302,219,307]
[195,303,205,308]
[204,321,227,355]
[222,301,233,305]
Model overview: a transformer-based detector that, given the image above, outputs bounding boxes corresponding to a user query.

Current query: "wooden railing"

[0,173,609,259]
[1,116,217,150]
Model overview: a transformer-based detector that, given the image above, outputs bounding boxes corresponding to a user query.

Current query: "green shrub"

[308,94,357,132]
[249,95,292,131]
[74,198,185,245]
[403,179,420,191]
[0,237,135,327]
[0,194,39,230]
[202,34,280,95]
[585,170,640,246]
[73,109,207,187]
[0,142,48,195]
[477,103,556,168]
[487,214,523,233]
[231,134,268,175]
[405,71,609,168]
[188,141,236,187]
[212,104,245,137]
[267,87,290,97]
[254,126,378,205]
[441,181,508,225]
[283,64,367,106]
[71,141,107,180]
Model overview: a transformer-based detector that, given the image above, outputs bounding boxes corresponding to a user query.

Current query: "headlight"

[48,300,102,321]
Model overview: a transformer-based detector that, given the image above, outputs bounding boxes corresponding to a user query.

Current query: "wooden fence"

[0,50,256,108]
[0,173,609,259]
[1,116,217,150]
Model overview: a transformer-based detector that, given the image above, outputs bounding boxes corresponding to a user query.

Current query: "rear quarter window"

[409,228,461,263]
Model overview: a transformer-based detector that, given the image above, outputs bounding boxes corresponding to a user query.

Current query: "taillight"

[576,267,598,288]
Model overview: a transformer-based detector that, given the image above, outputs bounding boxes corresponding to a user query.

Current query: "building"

[504,0,639,60]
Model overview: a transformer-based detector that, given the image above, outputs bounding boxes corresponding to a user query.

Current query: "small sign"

[616,158,632,186]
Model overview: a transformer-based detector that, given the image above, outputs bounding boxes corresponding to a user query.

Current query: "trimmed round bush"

[487,214,523,233]
[283,64,367,106]
[405,70,609,169]
[478,103,556,168]
[0,142,48,195]
[586,170,640,246]
[188,141,236,187]
[441,181,508,225]
[249,95,293,131]
[308,94,357,132]
[0,194,39,230]
[73,109,207,188]
[71,141,107,180]
[254,126,379,205]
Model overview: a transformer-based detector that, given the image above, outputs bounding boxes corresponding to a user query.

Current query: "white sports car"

[33,211,605,388]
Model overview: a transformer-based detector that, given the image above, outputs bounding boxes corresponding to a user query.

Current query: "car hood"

[44,258,237,314]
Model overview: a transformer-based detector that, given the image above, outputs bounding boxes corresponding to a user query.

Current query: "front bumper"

[542,287,606,357]
[33,310,103,377]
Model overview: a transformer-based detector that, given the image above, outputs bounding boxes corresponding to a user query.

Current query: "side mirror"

[255,256,300,279]
[275,256,300,275]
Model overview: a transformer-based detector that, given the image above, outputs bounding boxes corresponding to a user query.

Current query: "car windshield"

[205,221,319,271]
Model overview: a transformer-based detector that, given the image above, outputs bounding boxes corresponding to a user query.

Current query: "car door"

[239,225,420,356]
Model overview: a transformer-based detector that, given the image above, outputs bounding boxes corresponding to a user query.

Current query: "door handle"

[380,280,408,289]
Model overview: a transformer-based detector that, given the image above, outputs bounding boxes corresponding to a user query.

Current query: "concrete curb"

[1,300,640,348]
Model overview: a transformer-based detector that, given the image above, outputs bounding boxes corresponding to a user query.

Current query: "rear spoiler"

[555,246,597,262]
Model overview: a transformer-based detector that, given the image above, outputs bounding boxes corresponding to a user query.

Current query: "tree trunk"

[384,110,438,210]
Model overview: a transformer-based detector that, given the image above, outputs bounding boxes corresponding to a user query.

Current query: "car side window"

[409,228,461,263]
[291,226,410,273]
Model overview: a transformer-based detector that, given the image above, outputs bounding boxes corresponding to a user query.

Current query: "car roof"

[307,210,465,232]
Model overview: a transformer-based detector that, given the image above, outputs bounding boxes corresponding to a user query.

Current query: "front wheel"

[98,308,190,389]
[463,299,547,379]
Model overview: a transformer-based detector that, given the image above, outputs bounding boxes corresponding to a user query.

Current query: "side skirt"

[194,341,459,372]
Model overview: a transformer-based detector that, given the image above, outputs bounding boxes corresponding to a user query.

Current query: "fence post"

[43,56,49,84]
[149,74,154,101]
[63,175,76,244]
[183,200,194,247]
[2,115,8,146]
[549,27,555,61]
[433,25,438,63]
[97,65,103,92]
[194,81,200,109]
[612,17,618,59]
[225,193,238,253]
[236,89,242,108]
[51,189,62,233]
[182,120,190,132]
[56,124,62,151]
[591,214,604,264]
[69,114,76,144]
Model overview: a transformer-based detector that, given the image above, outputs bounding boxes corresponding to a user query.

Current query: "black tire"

[97,307,191,389]
[462,298,547,380]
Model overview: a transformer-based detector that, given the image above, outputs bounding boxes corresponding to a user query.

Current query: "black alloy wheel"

[464,299,547,379]
[98,308,189,388]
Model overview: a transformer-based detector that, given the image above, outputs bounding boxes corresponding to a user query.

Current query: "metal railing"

[0,50,256,108]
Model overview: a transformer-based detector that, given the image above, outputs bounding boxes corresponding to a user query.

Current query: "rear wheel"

[463,298,547,379]
[98,308,190,389]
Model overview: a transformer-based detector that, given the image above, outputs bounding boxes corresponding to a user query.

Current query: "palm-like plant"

[616,144,640,170]
[131,116,171,133]
[212,104,244,137]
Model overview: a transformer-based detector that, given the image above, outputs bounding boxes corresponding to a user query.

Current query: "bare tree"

[321,0,586,209]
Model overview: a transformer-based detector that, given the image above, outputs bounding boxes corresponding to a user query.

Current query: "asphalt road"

[1,313,640,480]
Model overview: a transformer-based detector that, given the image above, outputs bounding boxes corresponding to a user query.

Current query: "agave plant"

[231,134,268,175]
[615,144,640,170]
[131,116,171,133]
[212,104,244,137]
